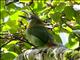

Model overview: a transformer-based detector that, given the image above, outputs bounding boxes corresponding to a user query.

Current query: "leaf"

[2,24,11,31]
[75,0,80,3]
[50,12,61,22]
[7,3,16,9]
[6,20,18,33]
[2,51,18,60]
[52,27,62,43]
[64,6,76,20]
[53,26,60,33]
[54,2,66,13]
[31,1,45,14]
[0,1,8,19]
[6,3,17,14]
[63,26,72,33]
[75,24,80,29]
[52,0,60,6]
[66,33,79,49]
[4,40,19,50]
[19,0,30,2]
[23,43,31,49]
[10,11,24,20]
[76,14,80,24]
[5,11,24,33]
[40,7,51,15]
[0,0,5,8]
[53,33,62,44]
[0,9,8,19]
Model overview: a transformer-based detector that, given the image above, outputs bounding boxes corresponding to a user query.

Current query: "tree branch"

[14,47,80,60]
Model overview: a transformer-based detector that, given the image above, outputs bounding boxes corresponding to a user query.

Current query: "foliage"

[0,0,80,60]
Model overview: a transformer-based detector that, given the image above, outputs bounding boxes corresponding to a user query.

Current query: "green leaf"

[53,33,62,44]
[10,11,24,20]
[51,12,61,22]
[23,43,31,49]
[63,26,72,33]
[54,2,66,13]
[6,20,18,33]
[0,9,8,19]
[76,14,80,24]
[0,1,5,17]
[40,7,51,15]
[6,3,17,14]
[32,1,45,14]
[52,27,62,43]
[53,26,60,33]
[5,11,24,33]
[75,24,80,29]
[75,0,80,3]
[0,1,5,8]
[52,0,60,5]
[64,6,76,20]
[66,33,79,49]
[4,40,19,50]
[2,51,18,60]
[19,0,30,2]
[2,24,11,31]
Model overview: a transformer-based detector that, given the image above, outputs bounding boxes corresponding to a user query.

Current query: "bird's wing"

[27,26,53,44]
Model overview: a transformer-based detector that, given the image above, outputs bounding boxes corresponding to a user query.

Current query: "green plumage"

[25,14,54,47]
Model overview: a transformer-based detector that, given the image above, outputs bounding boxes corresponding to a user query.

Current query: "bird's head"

[29,14,41,21]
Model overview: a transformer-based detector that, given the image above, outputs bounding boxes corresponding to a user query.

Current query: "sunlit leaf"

[32,1,45,14]
[53,27,59,32]
[75,24,80,29]
[19,0,30,2]
[6,20,18,33]
[2,24,11,31]
[66,33,79,49]
[75,0,80,3]
[4,40,19,50]
[10,11,23,20]
[52,0,60,6]
[65,27,72,32]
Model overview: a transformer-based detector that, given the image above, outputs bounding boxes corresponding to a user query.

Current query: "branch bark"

[14,46,80,60]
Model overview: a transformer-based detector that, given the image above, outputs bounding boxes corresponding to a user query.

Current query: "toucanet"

[25,14,57,48]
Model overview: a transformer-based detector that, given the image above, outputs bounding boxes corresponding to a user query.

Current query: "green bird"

[25,14,57,48]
